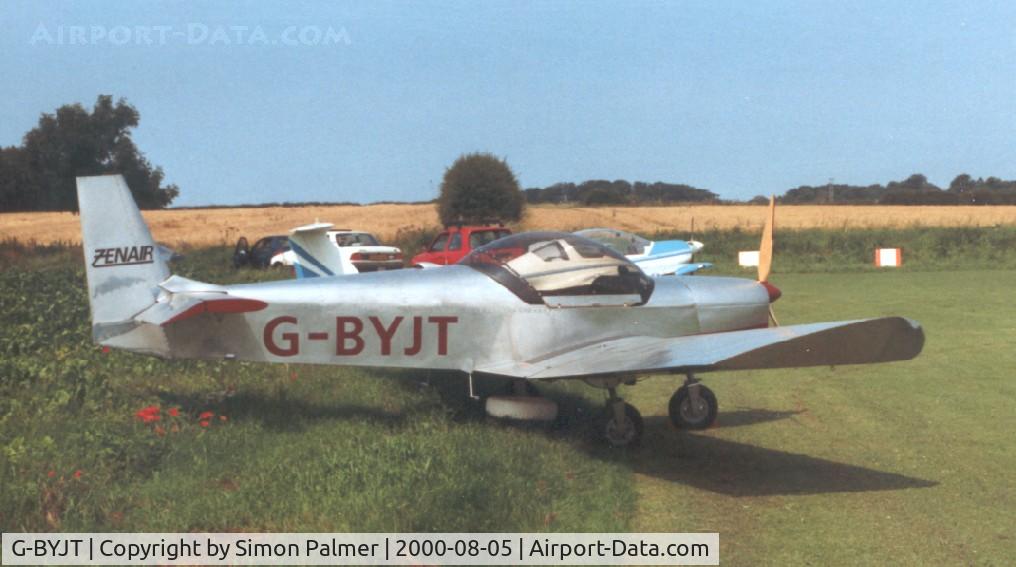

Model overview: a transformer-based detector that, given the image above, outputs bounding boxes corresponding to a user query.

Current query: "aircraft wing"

[476,317,924,380]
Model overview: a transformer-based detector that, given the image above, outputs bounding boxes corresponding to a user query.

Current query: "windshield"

[574,228,651,256]
[459,231,654,305]
[333,232,380,247]
[469,229,511,249]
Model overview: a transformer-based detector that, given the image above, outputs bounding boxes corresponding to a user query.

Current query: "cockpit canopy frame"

[459,231,655,306]
[573,228,652,256]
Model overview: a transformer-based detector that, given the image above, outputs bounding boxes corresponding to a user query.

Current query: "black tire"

[668,384,718,430]
[233,237,250,268]
[601,402,643,447]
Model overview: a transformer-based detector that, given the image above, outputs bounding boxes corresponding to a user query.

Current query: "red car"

[411,225,513,266]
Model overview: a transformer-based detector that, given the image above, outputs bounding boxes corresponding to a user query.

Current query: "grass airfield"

[627,269,1015,564]
[1,242,1014,564]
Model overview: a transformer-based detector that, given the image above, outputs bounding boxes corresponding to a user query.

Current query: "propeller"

[758,196,774,283]
[757,196,781,326]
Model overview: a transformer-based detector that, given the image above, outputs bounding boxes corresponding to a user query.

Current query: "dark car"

[233,235,291,268]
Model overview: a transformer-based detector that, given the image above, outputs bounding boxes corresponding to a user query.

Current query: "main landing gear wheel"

[668,377,718,430]
[600,387,643,447]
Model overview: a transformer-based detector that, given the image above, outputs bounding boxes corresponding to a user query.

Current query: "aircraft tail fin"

[288,222,351,278]
[77,175,170,332]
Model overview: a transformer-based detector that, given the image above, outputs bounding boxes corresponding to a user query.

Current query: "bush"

[437,153,524,226]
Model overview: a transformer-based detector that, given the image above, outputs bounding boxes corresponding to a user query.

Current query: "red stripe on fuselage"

[163,298,269,325]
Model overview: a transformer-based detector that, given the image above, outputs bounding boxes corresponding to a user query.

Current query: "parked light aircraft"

[285,222,403,277]
[574,228,711,276]
[292,226,710,278]
[78,175,924,446]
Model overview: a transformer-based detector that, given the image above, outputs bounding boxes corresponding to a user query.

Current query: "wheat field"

[4,204,1016,247]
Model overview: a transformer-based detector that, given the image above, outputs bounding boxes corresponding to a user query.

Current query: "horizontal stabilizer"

[134,276,268,326]
[159,274,228,294]
[136,295,267,326]
[477,317,924,380]
[290,222,335,234]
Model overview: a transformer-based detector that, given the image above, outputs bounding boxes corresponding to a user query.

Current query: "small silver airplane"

[78,175,924,446]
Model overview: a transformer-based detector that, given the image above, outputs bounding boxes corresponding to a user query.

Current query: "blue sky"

[2,1,1016,206]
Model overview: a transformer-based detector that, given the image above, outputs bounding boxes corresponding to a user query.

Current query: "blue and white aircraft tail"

[574,228,712,276]
[288,222,353,278]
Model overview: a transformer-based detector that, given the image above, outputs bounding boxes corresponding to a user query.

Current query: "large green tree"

[0,95,178,211]
[0,147,34,211]
[437,153,524,225]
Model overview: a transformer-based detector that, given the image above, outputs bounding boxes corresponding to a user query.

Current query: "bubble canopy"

[574,228,652,256]
[458,231,655,306]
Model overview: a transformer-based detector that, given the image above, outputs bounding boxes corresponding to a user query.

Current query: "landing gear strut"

[601,386,643,447]
[668,373,718,430]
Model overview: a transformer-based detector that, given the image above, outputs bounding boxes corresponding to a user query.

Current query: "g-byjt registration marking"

[264,315,459,357]
[92,245,154,267]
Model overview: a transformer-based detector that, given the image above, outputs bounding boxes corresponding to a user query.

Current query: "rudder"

[77,175,169,328]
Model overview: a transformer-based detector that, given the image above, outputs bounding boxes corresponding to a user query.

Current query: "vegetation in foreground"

[0,245,632,532]
[1,239,1014,565]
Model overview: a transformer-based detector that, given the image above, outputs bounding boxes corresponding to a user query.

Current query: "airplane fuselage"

[116,266,770,377]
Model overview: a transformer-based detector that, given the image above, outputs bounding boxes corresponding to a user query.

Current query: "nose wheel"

[668,375,718,430]
[600,387,643,447]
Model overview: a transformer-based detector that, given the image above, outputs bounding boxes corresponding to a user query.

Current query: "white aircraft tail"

[288,222,351,278]
[77,175,169,330]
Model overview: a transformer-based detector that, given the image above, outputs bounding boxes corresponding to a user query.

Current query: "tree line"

[524,173,1016,206]
[524,180,719,205]
[766,173,1016,205]
[0,95,178,212]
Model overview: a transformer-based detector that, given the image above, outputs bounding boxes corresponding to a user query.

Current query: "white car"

[287,222,403,277]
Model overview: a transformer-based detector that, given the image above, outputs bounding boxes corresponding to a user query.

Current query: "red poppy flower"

[198,411,214,420]
[199,420,210,427]
[73,470,83,479]
[168,408,180,417]
[47,470,55,478]
[135,405,161,423]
